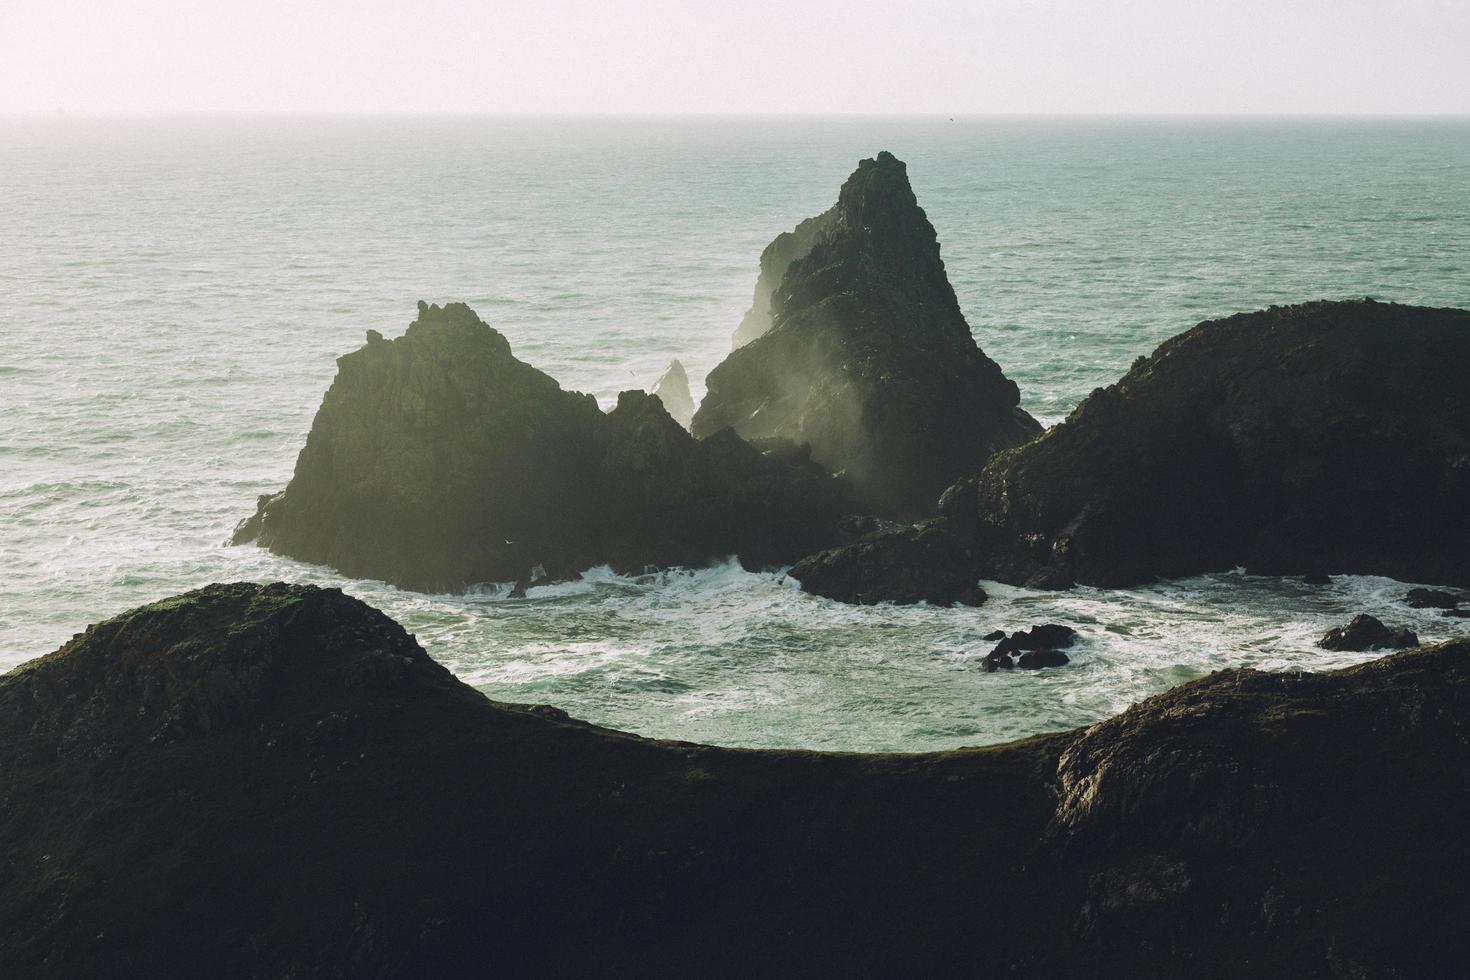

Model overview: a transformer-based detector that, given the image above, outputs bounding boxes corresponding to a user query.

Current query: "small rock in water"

[1303,573,1332,585]
[1319,614,1419,652]
[1406,588,1463,610]
[981,650,1014,672]
[982,630,1006,642]
[1008,624,1078,651]
[1016,650,1070,670]
[1444,609,1470,620]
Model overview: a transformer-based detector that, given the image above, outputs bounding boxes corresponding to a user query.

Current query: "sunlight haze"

[2,0,1468,115]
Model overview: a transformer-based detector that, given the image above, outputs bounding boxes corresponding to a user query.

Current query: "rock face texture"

[649,358,695,430]
[234,302,852,591]
[694,152,1041,520]
[794,300,1470,600]
[3,583,1469,978]
[730,208,837,349]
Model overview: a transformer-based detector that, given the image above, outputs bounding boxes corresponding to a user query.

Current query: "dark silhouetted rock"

[1303,573,1332,585]
[694,152,1041,519]
[1445,609,1470,619]
[796,300,1470,602]
[1319,614,1419,651]
[234,302,854,591]
[788,520,984,607]
[731,208,837,349]
[1407,587,1463,609]
[981,649,1014,672]
[965,300,1470,590]
[650,358,695,430]
[4,584,1469,977]
[982,629,1006,642]
[1009,624,1078,650]
[1016,649,1070,669]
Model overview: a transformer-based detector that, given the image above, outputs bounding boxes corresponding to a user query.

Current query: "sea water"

[2,115,1468,750]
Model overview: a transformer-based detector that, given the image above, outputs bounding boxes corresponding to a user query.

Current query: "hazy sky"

[2,0,1468,114]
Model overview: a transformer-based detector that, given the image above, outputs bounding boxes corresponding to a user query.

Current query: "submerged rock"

[694,152,1041,519]
[3,583,1469,977]
[649,358,695,430]
[796,300,1470,602]
[1319,614,1419,652]
[234,302,854,591]
[1406,587,1463,610]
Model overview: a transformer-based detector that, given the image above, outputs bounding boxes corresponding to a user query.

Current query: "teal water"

[2,116,1468,750]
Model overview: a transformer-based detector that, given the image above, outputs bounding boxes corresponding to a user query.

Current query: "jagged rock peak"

[232,303,855,592]
[695,151,1041,520]
[649,358,695,430]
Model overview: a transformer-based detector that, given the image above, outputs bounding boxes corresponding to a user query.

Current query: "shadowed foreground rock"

[3,583,1469,978]
[795,300,1470,601]
[233,302,853,591]
[694,152,1041,519]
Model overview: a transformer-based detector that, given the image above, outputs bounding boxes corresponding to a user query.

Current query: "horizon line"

[3,109,1470,121]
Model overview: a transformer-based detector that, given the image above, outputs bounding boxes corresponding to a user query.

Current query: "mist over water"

[3,115,1469,750]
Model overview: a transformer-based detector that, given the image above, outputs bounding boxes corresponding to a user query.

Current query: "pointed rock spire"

[693,151,1041,519]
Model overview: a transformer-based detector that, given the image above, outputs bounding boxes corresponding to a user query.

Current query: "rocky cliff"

[794,299,1470,601]
[2,583,1467,978]
[234,302,853,591]
[694,152,1041,519]
[649,358,695,430]
[729,208,836,349]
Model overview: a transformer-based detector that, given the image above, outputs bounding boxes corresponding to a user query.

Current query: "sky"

[2,0,1468,115]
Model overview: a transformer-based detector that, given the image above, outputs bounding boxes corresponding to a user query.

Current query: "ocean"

[3,115,1468,750]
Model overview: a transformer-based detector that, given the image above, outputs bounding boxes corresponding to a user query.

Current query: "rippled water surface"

[3,116,1468,750]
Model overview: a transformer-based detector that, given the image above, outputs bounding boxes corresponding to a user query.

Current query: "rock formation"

[3,583,1469,977]
[793,300,1470,601]
[649,358,695,430]
[982,624,1079,671]
[694,152,1041,520]
[1319,613,1419,651]
[234,302,853,591]
[788,519,985,607]
[730,208,836,349]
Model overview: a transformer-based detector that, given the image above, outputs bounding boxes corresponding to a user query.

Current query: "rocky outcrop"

[1319,614,1419,651]
[982,624,1079,671]
[3,583,1469,978]
[234,302,854,591]
[730,208,837,349]
[794,300,1470,601]
[649,358,695,430]
[694,152,1041,520]
[787,520,985,607]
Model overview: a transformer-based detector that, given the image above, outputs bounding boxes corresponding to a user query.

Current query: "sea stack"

[649,358,695,430]
[791,299,1470,602]
[234,302,854,591]
[693,152,1041,520]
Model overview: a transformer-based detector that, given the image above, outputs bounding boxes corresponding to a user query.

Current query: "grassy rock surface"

[3,583,1468,978]
[694,152,1041,520]
[234,302,853,591]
